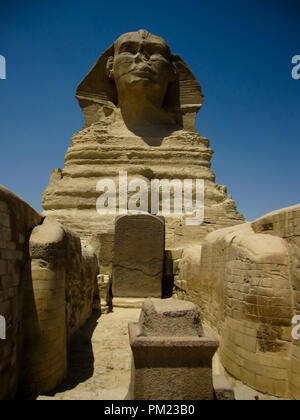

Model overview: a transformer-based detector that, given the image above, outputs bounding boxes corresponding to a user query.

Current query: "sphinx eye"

[120,43,137,54]
[149,47,168,59]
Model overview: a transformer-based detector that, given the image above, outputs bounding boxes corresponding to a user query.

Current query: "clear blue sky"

[1,0,299,221]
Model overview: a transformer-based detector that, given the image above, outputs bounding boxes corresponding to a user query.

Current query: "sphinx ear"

[169,56,178,83]
[106,56,114,80]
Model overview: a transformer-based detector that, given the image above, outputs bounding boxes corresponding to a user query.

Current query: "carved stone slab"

[112,214,165,298]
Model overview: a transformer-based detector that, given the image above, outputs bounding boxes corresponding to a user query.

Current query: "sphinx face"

[109,31,175,106]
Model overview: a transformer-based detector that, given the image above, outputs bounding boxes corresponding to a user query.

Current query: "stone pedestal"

[128,300,219,400]
[112,215,165,298]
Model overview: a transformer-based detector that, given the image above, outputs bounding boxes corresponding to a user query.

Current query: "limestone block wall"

[0,186,42,400]
[0,185,98,400]
[19,218,98,396]
[177,205,300,398]
[98,232,114,275]
[252,205,300,399]
[68,239,98,339]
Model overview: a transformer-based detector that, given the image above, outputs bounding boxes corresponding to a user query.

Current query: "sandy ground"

[37,308,140,401]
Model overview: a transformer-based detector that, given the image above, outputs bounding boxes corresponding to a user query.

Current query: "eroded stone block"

[112,215,165,298]
[129,300,219,400]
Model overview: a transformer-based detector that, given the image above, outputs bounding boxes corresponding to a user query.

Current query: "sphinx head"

[76,30,204,132]
[106,30,177,108]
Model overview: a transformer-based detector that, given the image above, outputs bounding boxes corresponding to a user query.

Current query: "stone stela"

[112,214,165,298]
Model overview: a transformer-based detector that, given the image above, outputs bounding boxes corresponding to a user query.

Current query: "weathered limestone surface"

[31,218,98,340]
[129,300,219,400]
[112,215,164,298]
[42,30,244,249]
[20,217,98,397]
[137,299,203,337]
[252,204,300,400]
[0,185,42,400]
[98,232,114,274]
[176,204,300,399]
[0,185,98,400]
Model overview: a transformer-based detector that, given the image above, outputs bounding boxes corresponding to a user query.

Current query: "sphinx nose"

[134,52,149,63]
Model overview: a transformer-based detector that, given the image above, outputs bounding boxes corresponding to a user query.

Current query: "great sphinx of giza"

[2,30,300,401]
[42,30,244,249]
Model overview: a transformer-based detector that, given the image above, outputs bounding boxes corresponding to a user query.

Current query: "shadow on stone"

[39,310,101,397]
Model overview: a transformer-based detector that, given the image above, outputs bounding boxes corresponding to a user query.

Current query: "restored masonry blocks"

[0,186,97,399]
[20,218,97,395]
[0,186,42,400]
[177,204,300,399]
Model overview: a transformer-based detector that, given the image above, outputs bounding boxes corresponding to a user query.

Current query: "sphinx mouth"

[131,70,153,77]
[130,66,153,77]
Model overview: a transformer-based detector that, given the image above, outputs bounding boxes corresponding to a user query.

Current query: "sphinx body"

[42,30,244,249]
